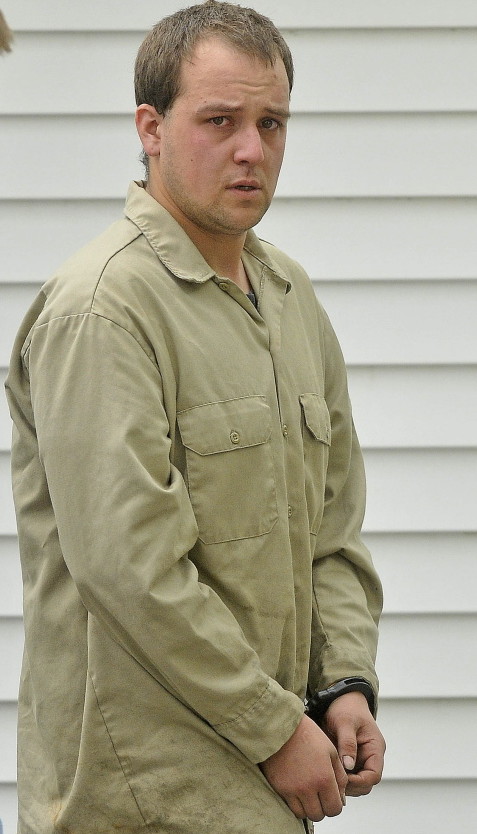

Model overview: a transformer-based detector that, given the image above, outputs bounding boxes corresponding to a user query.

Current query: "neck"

[185,226,250,291]
[145,178,251,293]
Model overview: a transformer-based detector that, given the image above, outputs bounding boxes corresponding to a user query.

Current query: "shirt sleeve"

[308,308,383,708]
[25,310,303,763]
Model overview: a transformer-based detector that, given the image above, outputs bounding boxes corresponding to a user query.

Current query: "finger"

[345,767,382,797]
[298,790,325,823]
[354,747,385,784]
[333,725,358,774]
[331,753,349,806]
[283,794,308,820]
[313,766,347,819]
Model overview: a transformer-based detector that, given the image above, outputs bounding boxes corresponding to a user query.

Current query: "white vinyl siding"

[7,0,477,29]
[1,2,476,833]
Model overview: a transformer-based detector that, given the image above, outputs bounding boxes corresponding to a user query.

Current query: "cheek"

[269,143,286,177]
[175,137,213,173]
[191,136,220,163]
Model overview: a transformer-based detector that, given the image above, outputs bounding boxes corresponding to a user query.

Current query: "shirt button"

[218,281,229,291]
[287,505,293,517]
[282,424,288,438]
[230,430,240,444]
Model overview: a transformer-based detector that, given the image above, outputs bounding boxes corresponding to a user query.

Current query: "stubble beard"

[162,164,272,237]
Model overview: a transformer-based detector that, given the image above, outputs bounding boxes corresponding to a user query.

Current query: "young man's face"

[148,36,290,239]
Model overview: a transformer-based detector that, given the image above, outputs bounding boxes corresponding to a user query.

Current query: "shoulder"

[40,217,144,315]
[18,215,167,363]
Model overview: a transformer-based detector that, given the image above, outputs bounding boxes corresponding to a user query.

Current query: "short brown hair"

[0,10,13,54]
[134,0,294,115]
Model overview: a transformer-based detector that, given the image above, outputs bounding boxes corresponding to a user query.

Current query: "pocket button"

[230,430,240,445]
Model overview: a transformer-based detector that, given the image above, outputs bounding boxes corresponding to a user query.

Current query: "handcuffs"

[305,676,375,724]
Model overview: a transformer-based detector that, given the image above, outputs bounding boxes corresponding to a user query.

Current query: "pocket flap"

[177,396,271,456]
[299,393,331,445]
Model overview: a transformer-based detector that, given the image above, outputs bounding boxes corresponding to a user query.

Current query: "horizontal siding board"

[3,532,476,618]
[0,784,17,834]
[317,779,477,834]
[0,783,475,834]
[0,32,140,116]
[2,364,475,452]
[2,530,476,620]
[3,364,476,452]
[364,448,477,533]
[1,697,476,784]
[1,784,477,834]
[2,528,476,620]
[281,113,477,198]
[5,0,477,30]
[296,29,477,113]
[257,197,477,281]
[377,616,477,698]
[0,702,17,783]
[0,537,22,617]
[2,611,476,702]
[2,280,477,368]
[3,30,477,116]
[2,447,475,535]
[1,199,123,285]
[3,197,477,284]
[347,365,477,449]
[0,619,22,702]
[0,115,143,201]
[0,284,39,369]
[314,280,477,365]
[378,699,477,780]
[1,368,12,451]
[364,532,477,614]
[1,454,16,535]
[3,114,477,199]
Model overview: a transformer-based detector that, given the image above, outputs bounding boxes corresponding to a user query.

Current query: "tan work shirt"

[6,182,382,834]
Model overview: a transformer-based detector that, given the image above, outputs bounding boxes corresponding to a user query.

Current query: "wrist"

[305,677,375,723]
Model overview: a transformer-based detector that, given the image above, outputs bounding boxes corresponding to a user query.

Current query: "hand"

[259,713,347,821]
[321,691,386,797]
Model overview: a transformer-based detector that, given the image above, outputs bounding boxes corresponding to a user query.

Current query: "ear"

[135,104,163,157]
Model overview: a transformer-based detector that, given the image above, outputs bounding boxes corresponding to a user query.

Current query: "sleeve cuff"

[212,677,305,763]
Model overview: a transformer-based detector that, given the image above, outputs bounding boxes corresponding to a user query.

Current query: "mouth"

[228,180,262,192]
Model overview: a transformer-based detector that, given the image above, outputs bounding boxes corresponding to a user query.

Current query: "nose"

[233,126,265,166]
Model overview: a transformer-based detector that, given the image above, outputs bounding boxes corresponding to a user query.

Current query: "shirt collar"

[124,181,291,293]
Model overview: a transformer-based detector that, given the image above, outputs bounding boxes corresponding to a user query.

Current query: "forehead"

[177,35,290,103]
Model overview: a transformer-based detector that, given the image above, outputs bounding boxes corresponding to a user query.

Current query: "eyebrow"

[196,103,291,120]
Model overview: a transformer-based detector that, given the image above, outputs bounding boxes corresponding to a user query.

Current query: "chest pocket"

[177,396,278,544]
[299,393,331,534]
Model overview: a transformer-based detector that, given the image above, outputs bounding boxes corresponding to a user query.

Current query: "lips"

[228,180,261,190]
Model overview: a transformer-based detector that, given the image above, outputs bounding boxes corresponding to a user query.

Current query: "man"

[6,2,385,832]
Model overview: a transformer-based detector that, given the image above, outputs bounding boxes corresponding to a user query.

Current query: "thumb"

[342,754,356,773]
[334,725,358,773]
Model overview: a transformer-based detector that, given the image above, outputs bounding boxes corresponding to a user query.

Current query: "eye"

[261,117,281,130]
[210,116,229,126]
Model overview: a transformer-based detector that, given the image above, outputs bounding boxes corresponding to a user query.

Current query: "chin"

[230,207,269,231]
